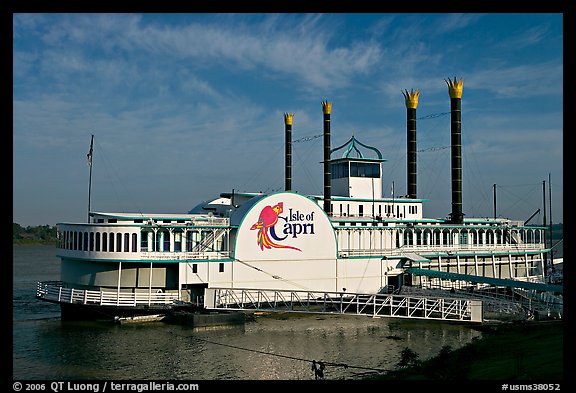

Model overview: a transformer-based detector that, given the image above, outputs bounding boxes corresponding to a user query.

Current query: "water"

[13,245,482,380]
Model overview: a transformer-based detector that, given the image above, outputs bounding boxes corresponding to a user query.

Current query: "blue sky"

[13,13,563,227]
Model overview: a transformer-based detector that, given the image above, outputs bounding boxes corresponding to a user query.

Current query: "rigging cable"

[191,336,390,375]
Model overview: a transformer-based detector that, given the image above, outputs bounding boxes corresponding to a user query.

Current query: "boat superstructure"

[36,78,560,321]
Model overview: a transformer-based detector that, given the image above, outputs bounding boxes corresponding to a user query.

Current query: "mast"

[493,183,497,219]
[542,179,548,275]
[548,173,553,261]
[549,173,553,247]
[87,134,94,223]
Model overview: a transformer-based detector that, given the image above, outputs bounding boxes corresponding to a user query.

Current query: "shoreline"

[366,319,563,381]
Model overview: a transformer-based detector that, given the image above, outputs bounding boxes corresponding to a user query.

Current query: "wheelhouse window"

[330,162,349,179]
[350,162,380,178]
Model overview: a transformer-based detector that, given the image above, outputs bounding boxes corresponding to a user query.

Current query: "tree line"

[13,223,58,245]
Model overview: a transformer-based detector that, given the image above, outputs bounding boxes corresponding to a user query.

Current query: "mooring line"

[192,336,390,374]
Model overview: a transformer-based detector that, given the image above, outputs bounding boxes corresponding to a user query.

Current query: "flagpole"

[87,134,94,223]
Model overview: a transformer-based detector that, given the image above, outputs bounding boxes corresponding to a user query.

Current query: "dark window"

[132,233,137,252]
[83,232,89,251]
[219,263,224,273]
[330,162,350,179]
[109,233,114,251]
[350,162,379,178]
[90,232,95,251]
[192,264,198,273]
[141,233,148,251]
[95,233,100,251]
[154,232,160,252]
[163,231,170,252]
[102,232,107,251]
[116,233,122,252]
[124,233,129,252]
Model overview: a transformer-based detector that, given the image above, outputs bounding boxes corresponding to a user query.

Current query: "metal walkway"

[204,287,483,323]
[406,268,563,294]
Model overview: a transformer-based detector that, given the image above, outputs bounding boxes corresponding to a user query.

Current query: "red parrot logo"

[250,202,301,251]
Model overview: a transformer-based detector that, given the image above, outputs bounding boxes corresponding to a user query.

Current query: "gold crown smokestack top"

[284,112,294,192]
[403,89,420,200]
[322,100,332,216]
[446,76,464,224]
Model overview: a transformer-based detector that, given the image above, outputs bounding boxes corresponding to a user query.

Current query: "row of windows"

[333,203,417,218]
[59,231,138,252]
[58,230,225,253]
[190,263,225,273]
[331,162,380,179]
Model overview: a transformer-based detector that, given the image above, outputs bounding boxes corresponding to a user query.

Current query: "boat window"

[102,232,107,251]
[109,233,114,251]
[124,233,129,252]
[162,231,170,252]
[350,162,380,178]
[219,263,224,273]
[83,232,89,251]
[132,233,137,252]
[141,232,148,252]
[116,233,122,252]
[330,162,349,179]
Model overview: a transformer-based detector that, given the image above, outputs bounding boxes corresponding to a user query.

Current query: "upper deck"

[55,207,548,263]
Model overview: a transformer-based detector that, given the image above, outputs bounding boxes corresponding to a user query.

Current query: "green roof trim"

[331,135,383,160]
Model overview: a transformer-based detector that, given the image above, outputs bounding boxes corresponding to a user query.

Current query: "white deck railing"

[36,281,179,308]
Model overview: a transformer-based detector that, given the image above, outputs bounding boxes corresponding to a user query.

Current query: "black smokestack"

[322,101,332,215]
[403,89,420,199]
[445,77,464,224]
[284,113,294,192]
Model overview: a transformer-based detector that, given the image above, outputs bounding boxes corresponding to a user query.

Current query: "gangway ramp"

[204,288,483,323]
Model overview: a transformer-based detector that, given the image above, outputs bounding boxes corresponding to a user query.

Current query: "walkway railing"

[204,288,483,323]
[340,243,545,258]
[36,281,179,308]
